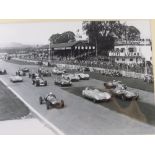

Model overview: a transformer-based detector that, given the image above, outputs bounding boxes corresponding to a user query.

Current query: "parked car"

[10,75,23,83]
[39,92,64,109]
[82,87,111,102]
[75,73,90,80]
[0,69,7,75]
[32,77,47,87]
[62,73,80,82]
[54,77,72,87]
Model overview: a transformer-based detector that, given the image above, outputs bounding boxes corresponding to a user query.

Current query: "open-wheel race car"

[82,87,111,103]
[10,75,23,83]
[16,70,26,76]
[0,69,7,75]
[75,73,90,80]
[29,72,40,79]
[32,76,47,87]
[104,80,127,89]
[54,77,72,87]
[39,92,64,109]
[38,68,52,77]
[112,88,139,100]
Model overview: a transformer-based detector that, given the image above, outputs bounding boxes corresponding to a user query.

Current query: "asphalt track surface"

[0,60,155,134]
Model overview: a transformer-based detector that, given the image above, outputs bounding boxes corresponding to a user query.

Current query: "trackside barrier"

[10,58,145,79]
[57,64,145,79]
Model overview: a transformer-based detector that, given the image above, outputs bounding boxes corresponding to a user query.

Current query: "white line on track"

[0,78,64,135]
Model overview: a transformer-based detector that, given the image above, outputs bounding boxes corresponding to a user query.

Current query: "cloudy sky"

[0,20,151,47]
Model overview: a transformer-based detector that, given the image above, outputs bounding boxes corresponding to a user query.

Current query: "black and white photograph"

[0,20,154,135]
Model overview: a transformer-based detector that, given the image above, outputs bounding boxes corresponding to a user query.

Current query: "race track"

[0,59,155,134]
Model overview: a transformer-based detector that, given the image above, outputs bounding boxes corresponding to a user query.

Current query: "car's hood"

[86,89,111,99]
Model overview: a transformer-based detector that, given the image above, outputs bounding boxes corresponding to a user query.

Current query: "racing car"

[21,67,29,72]
[52,68,66,75]
[10,75,23,83]
[16,70,26,76]
[82,87,111,103]
[62,73,80,82]
[38,68,52,77]
[112,88,139,100]
[29,72,40,79]
[54,77,72,87]
[32,76,47,87]
[83,67,90,72]
[75,73,90,80]
[39,92,64,109]
[0,69,7,75]
[104,80,127,89]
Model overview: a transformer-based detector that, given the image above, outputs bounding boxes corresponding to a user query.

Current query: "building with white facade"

[109,39,152,64]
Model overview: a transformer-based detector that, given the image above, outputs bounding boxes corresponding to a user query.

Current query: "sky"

[0,20,151,47]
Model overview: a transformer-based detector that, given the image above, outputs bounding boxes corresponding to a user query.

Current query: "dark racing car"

[38,68,51,77]
[32,76,47,87]
[39,92,64,109]
[16,70,26,76]
[0,69,7,75]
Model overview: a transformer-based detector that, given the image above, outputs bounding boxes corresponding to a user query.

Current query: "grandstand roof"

[40,40,89,49]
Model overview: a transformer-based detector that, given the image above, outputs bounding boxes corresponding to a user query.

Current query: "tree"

[49,33,61,44]
[83,21,123,56]
[82,21,141,56]
[49,31,76,44]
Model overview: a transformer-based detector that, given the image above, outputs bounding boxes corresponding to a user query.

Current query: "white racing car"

[10,75,23,83]
[62,73,80,82]
[104,80,127,89]
[82,87,111,102]
[75,73,90,80]
[112,88,139,100]
[52,68,65,75]
[54,77,72,87]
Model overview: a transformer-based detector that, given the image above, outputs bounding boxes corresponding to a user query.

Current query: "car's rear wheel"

[47,104,50,110]
[36,82,39,87]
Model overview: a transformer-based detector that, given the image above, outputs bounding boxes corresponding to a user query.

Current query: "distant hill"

[0,42,36,49]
